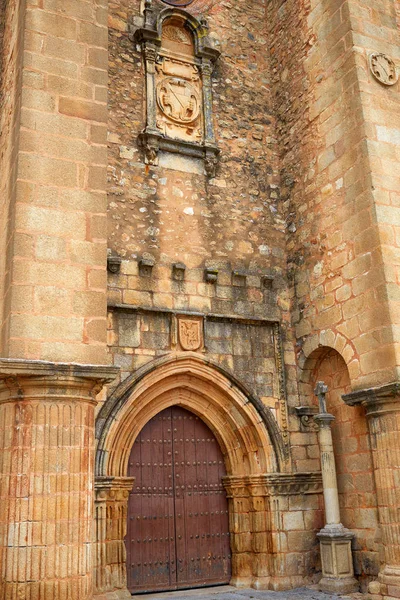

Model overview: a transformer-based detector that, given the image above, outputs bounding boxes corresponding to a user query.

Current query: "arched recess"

[299,345,380,592]
[96,352,286,478]
[93,353,286,597]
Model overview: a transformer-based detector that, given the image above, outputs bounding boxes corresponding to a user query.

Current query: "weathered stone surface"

[1,0,400,596]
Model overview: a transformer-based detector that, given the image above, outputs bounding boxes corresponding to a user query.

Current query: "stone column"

[247,477,271,590]
[223,476,253,588]
[223,475,272,590]
[314,381,358,594]
[93,476,134,600]
[344,383,400,598]
[0,360,118,600]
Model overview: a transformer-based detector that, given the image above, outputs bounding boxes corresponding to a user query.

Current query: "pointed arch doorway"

[126,406,232,593]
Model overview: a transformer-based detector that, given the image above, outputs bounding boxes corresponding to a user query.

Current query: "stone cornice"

[343,382,400,405]
[95,476,135,501]
[0,358,119,382]
[223,472,322,497]
[0,359,119,403]
[265,472,322,496]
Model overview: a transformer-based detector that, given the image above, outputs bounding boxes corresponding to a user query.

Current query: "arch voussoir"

[96,352,285,478]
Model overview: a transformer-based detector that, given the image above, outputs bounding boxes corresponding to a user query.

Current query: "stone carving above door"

[133,5,220,176]
[177,316,203,351]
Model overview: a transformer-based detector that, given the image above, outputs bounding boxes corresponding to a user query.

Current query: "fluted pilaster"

[0,360,118,600]
[344,383,400,597]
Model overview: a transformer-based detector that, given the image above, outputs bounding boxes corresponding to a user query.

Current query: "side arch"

[298,344,380,587]
[297,329,358,393]
[96,352,287,477]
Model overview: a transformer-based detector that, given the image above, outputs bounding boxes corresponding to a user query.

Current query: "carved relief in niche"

[155,20,203,143]
[134,7,220,175]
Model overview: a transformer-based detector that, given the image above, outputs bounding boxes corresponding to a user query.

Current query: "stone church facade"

[0,0,399,598]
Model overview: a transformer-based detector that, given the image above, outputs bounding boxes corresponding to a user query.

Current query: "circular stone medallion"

[369,52,398,86]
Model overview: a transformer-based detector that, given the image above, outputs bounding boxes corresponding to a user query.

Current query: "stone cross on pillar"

[314,381,359,594]
[315,380,328,413]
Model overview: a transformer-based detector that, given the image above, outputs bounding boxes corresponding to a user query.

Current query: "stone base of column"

[93,590,132,600]
[229,575,253,588]
[376,566,400,599]
[251,576,271,590]
[317,525,359,593]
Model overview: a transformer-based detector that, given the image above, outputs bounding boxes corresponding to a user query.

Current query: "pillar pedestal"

[317,524,357,593]
[314,382,358,594]
[344,383,400,599]
[0,359,118,600]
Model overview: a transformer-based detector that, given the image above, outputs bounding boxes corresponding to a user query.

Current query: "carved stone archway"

[93,353,291,597]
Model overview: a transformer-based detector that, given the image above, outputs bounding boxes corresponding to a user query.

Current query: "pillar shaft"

[314,415,341,526]
[0,360,117,600]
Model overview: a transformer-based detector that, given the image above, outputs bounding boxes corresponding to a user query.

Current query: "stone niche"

[134,4,220,176]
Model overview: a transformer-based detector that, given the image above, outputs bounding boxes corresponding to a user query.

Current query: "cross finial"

[314,381,328,413]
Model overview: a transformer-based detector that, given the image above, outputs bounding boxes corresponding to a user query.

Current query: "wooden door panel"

[127,406,231,593]
[127,410,176,592]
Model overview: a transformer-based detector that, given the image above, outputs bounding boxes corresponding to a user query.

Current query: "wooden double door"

[126,406,231,593]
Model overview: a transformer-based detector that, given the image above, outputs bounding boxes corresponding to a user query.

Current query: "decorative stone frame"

[93,354,323,597]
[133,2,220,176]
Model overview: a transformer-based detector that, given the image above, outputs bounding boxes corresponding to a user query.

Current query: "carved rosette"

[134,7,220,173]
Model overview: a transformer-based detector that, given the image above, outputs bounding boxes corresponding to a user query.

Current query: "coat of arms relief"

[155,22,203,143]
[177,317,203,351]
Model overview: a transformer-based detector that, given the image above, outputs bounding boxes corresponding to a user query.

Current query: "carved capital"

[314,412,335,429]
[95,476,135,502]
[0,359,119,405]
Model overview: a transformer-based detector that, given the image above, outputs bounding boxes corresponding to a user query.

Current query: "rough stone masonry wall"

[106,0,301,415]
[104,0,328,585]
[0,0,25,354]
[107,0,286,315]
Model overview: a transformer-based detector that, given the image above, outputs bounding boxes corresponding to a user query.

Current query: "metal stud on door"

[126,406,231,592]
